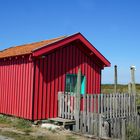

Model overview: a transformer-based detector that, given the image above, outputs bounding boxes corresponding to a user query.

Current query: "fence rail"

[58,92,140,139]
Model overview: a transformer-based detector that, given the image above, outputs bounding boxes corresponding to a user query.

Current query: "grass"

[101,84,140,106]
[0,115,80,140]
[0,130,38,140]
[126,123,140,140]
[101,84,140,93]
[0,115,12,125]
[12,118,32,134]
[0,130,78,140]
[0,115,32,132]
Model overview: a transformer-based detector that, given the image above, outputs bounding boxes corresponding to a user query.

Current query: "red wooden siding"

[33,45,101,120]
[0,56,34,120]
[0,33,110,121]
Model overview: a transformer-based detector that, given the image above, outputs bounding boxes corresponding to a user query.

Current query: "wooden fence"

[58,92,140,139]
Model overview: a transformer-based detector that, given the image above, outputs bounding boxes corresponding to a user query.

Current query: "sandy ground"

[0,135,14,140]
[0,125,96,140]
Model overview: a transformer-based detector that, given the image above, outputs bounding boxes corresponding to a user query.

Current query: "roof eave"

[32,32,111,67]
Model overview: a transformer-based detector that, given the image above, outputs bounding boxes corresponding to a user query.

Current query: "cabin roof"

[0,36,66,58]
[0,33,110,67]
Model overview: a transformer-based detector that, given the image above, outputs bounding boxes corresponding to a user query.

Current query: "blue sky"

[0,0,140,84]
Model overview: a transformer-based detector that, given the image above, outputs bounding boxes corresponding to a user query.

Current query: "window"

[65,74,86,94]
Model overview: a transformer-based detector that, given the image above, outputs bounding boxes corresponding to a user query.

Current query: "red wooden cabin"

[0,33,110,120]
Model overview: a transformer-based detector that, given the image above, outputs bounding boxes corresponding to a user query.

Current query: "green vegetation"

[0,115,12,125]
[12,118,32,134]
[0,115,81,140]
[0,130,47,140]
[126,123,140,140]
[0,115,32,132]
[101,84,140,106]
[101,84,140,93]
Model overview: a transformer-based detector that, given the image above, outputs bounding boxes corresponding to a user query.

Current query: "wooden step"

[49,117,76,127]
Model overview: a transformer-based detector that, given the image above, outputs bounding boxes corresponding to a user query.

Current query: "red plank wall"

[33,44,101,120]
[0,56,34,120]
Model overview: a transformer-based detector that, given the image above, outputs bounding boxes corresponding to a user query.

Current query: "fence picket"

[87,94,90,133]
[67,93,70,119]
[90,95,94,134]
[110,94,112,118]
[58,92,139,139]
[83,93,86,133]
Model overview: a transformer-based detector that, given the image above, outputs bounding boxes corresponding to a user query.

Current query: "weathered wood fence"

[58,92,140,139]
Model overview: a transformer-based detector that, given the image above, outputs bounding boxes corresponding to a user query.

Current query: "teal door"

[65,74,86,94]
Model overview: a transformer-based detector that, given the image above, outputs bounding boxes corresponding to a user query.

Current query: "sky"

[0,0,140,84]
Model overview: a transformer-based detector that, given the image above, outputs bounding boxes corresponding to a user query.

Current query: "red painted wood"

[50,53,55,118]
[16,58,20,116]
[26,60,30,119]
[33,59,39,120]
[1,62,3,112]
[38,58,43,119]
[46,55,51,118]
[1,61,4,113]
[58,49,62,92]
[8,60,11,114]
[0,56,34,120]
[0,58,28,118]
[11,59,14,114]
[32,33,110,68]
[75,47,78,73]
[3,61,6,113]
[0,63,1,112]
[4,61,7,113]
[29,61,34,119]
[21,58,25,117]
[32,44,103,120]
[60,48,63,91]
[0,39,104,120]
[10,59,14,115]
[69,45,72,74]
[62,48,65,93]
[19,59,21,116]
[54,52,59,117]
[42,58,47,119]
[22,58,27,118]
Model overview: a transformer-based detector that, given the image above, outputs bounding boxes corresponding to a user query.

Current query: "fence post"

[75,68,81,132]
[99,114,103,138]
[114,65,118,93]
[82,77,86,133]
[130,66,136,95]
[121,119,126,140]
[130,66,136,115]
[128,83,132,94]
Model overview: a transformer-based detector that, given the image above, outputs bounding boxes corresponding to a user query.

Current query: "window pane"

[65,74,85,94]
